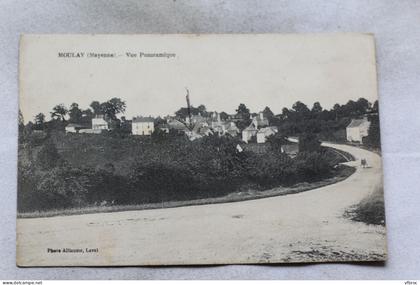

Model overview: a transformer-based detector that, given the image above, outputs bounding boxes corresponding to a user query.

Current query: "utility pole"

[185,87,192,127]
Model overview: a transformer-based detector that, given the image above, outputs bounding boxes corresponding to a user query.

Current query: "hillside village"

[65,110,283,144]
[21,91,380,163]
[64,105,374,146]
[18,95,380,214]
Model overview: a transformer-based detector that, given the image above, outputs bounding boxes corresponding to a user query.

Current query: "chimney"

[260,112,264,120]
[217,112,221,122]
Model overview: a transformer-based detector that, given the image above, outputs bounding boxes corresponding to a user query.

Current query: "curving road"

[17,142,386,266]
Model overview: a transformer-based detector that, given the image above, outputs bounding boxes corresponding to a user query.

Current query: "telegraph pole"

[185,87,192,127]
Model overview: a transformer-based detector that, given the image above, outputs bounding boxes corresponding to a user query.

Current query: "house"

[157,123,170,133]
[346,117,371,143]
[198,125,213,136]
[132,116,155,135]
[92,115,109,132]
[187,121,213,139]
[65,123,88,133]
[185,131,203,141]
[192,120,209,133]
[212,125,225,135]
[70,115,109,134]
[210,112,231,135]
[223,121,240,137]
[251,112,269,128]
[210,112,224,129]
[256,126,278,143]
[186,113,206,125]
[167,117,189,132]
[227,114,242,122]
[242,123,258,143]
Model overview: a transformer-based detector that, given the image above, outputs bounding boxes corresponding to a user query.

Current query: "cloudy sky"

[20,34,378,122]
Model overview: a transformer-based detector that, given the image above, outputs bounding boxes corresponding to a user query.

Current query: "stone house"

[132,116,155,135]
[256,126,278,143]
[242,123,258,143]
[346,117,371,143]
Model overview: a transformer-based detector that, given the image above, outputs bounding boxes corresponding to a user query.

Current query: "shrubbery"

[18,132,342,213]
[363,115,381,149]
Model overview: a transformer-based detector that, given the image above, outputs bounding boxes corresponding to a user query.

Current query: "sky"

[20,34,378,122]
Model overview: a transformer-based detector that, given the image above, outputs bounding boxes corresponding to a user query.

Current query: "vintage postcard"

[17,34,386,266]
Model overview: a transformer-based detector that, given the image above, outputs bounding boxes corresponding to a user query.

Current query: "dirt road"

[17,142,386,266]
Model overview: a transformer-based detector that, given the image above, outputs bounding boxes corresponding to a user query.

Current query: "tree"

[266,133,288,154]
[236,103,250,119]
[295,151,330,180]
[333,103,341,120]
[18,110,26,141]
[290,101,311,123]
[51,104,68,121]
[81,109,94,126]
[356,98,370,115]
[90,101,101,115]
[298,132,321,153]
[37,140,62,170]
[262,106,274,121]
[197,104,207,116]
[34,113,45,128]
[108,97,126,115]
[372,100,379,113]
[37,166,89,208]
[95,98,126,121]
[68,103,83,124]
[118,116,131,134]
[236,103,251,131]
[151,128,169,143]
[363,115,381,149]
[292,101,310,114]
[342,100,358,116]
[19,110,24,128]
[311,102,323,113]
[175,106,199,119]
[281,107,290,119]
[220,111,229,121]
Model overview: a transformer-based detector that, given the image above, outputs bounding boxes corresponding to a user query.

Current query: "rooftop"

[133,116,154,123]
[347,118,369,128]
[243,123,258,132]
[258,126,278,134]
[66,123,87,128]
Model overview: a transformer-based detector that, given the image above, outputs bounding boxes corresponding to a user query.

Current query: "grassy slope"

[345,185,385,225]
[18,132,357,218]
[18,165,355,218]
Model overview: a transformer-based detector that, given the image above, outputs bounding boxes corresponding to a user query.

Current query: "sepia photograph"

[17,34,386,266]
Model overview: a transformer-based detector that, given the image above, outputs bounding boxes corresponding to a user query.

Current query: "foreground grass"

[345,185,385,226]
[18,165,355,219]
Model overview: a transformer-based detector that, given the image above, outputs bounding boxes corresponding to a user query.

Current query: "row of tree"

[22,96,380,148]
[27,98,126,131]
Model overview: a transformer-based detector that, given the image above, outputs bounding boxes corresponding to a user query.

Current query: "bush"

[36,139,62,170]
[266,133,289,154]
[17,164,41,212]
[294,151,332,181]
[363,115,381,149]
[298,133,321,153]
[244,151,295,186]
[18,131,345,213]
